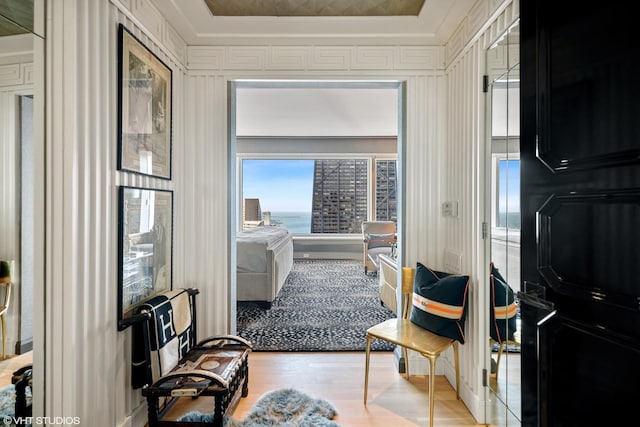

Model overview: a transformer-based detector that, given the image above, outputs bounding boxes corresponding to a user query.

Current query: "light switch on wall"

[442,201,459,217]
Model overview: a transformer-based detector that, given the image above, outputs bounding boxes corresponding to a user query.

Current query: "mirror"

[0,0,43,398]
[485,20,521,426]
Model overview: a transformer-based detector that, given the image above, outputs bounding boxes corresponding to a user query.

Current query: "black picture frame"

[117,23,172,180]
[117,186,173,330]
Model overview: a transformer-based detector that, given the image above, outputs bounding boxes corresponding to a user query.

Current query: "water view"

[268,211,312,234]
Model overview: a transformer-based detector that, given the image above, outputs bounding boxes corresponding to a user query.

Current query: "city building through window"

[241,158,397,234]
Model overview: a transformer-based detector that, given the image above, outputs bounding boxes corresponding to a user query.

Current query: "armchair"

[362,221,396,274]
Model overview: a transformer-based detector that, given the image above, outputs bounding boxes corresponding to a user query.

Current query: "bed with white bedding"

[236,226,293,307]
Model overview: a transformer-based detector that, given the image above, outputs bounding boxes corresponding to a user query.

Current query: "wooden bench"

[12,364,33,418]
[124,288,251,426]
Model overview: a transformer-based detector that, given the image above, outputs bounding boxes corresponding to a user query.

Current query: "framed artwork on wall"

[117,186,173,330]
[117,23,172,180]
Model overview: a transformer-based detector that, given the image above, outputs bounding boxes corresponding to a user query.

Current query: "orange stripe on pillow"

[494,302,518,319]
[412,293,464,319]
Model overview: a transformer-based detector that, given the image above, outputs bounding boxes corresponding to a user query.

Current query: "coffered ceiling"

[152,0,476,45]
[0,0,33,36]
[203,0,426,17]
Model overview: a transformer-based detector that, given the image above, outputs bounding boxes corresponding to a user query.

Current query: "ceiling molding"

[151,0,477,46]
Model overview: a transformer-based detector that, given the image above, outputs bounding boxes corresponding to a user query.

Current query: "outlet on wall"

[443,249,462,273]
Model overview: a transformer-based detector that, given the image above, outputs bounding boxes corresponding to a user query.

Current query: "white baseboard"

[117,402,147,427]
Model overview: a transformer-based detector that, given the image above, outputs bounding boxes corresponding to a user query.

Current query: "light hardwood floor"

[2,351,485,426]
[488,352,521,426]
[0,351,32,388]
[231,351,484,427]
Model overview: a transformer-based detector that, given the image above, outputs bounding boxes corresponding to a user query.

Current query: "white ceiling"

[152,0,476,46]
[236,86,399,137]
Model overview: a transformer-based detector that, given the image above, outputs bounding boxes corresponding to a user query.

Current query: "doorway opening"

[228,80,406,350]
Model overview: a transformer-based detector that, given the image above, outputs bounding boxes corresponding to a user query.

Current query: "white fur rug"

[0,384,16,418]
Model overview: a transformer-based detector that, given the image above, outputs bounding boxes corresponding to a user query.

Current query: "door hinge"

[482,222,488,239]
[482,368,488,387]
[482,75,489,93]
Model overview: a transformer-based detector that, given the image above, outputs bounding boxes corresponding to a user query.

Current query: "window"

[241,157,397,234]
[375,159,397,222]
[311,159,368,233]
[496,158,520,230]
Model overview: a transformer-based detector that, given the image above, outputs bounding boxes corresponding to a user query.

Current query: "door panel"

[536,5,640,172]
[538,313,640,426]
[537,190,640,305]
[520,1,640,426]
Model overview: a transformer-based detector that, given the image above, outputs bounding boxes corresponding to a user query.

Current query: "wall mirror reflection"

[485,19,521,426]
[0,0,43,412]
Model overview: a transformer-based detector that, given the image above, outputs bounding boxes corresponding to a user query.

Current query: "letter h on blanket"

[123,288,252,426]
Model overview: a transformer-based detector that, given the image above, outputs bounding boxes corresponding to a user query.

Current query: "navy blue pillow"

[489,262,517,343]
[410,262,470,344]
[490,262,507,284]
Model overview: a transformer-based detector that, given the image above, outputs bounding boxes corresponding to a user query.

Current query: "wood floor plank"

[0,351,32,388]
[0,351,485,426]
[232,351,484,426]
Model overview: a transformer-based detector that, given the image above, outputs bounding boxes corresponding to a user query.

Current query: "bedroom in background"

[229,81,402,351]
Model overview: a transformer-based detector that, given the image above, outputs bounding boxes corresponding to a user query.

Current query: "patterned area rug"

[491,342,521,353]
[237,260,396,351]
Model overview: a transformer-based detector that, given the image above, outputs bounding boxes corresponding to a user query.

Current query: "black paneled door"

[519,2,640,426]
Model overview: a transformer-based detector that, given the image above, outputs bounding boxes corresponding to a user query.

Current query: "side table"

[378,254,398,315]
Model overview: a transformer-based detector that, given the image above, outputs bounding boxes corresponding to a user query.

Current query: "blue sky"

[498,159,520,213]
[244,158,519,214]
[242,159,314,212]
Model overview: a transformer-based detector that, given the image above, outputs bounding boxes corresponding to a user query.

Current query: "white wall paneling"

[46,1,186,426]
[180,74,231,338]
[0,64,33,86]
[111,0,187,66]
[442,0,519,420]
[444,45,485,418]
[47,0,118,423]
[445,0,518,67]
